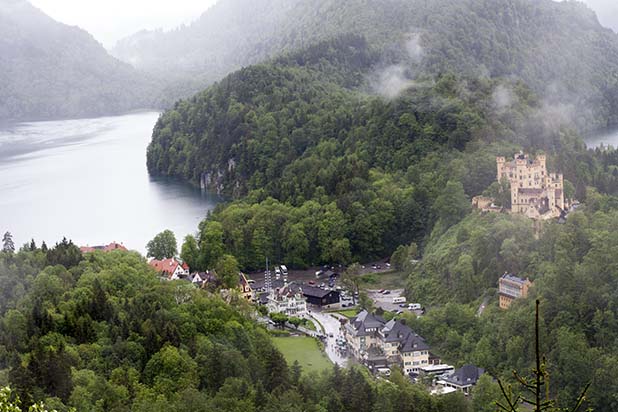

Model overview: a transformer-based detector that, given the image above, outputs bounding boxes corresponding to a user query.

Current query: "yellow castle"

[496,152,564,219]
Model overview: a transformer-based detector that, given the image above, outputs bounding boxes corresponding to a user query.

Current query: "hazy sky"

[29,0,218,48]
[581,0,618,32]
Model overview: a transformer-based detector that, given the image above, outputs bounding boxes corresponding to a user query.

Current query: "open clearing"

[272,336,332,374]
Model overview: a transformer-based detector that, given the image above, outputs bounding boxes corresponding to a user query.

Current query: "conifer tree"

[2,231,15,253]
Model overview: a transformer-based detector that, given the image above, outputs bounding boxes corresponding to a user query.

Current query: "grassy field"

[272,336,332,374]
[358,270,407,290]
[337,309,360,318]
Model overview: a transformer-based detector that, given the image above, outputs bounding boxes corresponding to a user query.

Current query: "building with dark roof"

[344,310,431,374]
[299,284,340,306]
[438,365,485,394]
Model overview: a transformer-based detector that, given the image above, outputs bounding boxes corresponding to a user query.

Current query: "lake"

[0,112,219,253]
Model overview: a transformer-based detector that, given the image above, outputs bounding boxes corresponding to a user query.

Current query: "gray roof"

[348,310,386,337]
[381,320,430,352]
[501,273,527,284]
[400,333,430,352]
[299,284,340,299]
[442,365,485,387]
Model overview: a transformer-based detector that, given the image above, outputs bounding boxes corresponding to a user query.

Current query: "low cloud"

[372,65,414,99]
[492,84,516,112]
[371,32,425,99]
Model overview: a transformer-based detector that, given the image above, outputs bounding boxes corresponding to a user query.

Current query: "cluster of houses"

[343,309,485,394]
[144,257,343,311]
[80,244,517,396]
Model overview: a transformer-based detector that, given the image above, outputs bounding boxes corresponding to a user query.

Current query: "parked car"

[383,290,391,295]
[378,289,385,293]
[376,368,391,377]
[399,303,407,308]
[308,280,316,285]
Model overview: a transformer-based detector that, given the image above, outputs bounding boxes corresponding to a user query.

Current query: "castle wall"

[496,153,564,219]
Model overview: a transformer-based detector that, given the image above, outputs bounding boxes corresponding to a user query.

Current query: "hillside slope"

[118,0,618,130]
[0,0,156,122]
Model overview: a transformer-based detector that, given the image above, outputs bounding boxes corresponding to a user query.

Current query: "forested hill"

[0,0,156,122]
[120,0,618,131]
[148,34,590,269]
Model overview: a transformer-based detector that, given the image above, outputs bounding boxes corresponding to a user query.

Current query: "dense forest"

[148,34,618,270]
[120,0,618,130]
[142,9,618,410]
[0,0,156,122]
[396,189,618,411]
[0,243,483,412]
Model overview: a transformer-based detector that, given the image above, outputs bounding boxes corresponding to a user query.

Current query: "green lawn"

[272,336,332,374]
[337,309,360,318]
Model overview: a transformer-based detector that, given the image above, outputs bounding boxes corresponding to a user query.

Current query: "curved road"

[310,311,348,367]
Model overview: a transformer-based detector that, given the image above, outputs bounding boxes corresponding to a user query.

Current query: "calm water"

[0,112,219,253]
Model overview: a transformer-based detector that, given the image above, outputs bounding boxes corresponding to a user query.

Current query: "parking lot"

[367,289,423,315]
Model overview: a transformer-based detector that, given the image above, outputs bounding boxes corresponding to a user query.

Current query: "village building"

[267,282,308,317]
[344,310,431,374]
[149,257,190,280]
[496,152,565,219]
[299,284,340,307]
[437,365,485,394]
[498,273,533,309]
[238,272,254,301]
[80,242,127,253]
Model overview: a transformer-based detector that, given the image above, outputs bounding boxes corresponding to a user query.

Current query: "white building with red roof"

[149,257,190,280]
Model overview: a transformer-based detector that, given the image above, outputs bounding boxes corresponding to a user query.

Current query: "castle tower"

[536,154,546,172]
[496,156,506,181]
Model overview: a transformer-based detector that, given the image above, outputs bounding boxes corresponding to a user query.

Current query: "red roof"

[104,242,127,252]
[149,258,189,276]
[80,242,127,253]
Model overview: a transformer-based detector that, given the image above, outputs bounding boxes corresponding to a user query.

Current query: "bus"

[392,296,407,304]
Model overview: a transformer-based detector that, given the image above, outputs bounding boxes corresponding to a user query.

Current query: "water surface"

[0,112,218,253]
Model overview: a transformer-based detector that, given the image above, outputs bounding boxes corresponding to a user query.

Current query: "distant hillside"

[115,0,618,131]
[0,0,156,122]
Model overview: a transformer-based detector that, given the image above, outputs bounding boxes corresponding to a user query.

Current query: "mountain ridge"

[0,0,157,122]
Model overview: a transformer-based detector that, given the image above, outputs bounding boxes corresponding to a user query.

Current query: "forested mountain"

[147,34,618,270]
[118,0,618,130]
[0,0,156,122]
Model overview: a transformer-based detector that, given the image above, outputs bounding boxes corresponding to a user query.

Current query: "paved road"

[310,311,348,366]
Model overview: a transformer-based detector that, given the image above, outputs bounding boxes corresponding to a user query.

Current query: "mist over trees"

[115,0,618,132]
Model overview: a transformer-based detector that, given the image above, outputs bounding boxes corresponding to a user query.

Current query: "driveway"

[310,310,348,367]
